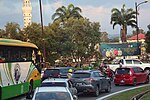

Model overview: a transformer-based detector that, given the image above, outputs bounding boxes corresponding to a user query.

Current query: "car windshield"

[35,92,71,100]
[72,73,90,78]
[41,82,67,87]
[116,68,130,74]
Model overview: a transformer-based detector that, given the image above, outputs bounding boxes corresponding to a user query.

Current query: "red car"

[114,66,149,86]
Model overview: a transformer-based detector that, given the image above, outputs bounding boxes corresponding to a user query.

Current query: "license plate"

[77,83,83,86]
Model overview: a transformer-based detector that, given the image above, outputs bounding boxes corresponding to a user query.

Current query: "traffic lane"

[10,82,149,100]
[78,82,144,100]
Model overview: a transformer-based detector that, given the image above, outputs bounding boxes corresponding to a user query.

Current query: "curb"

[96,84,150,100]
[130,90,150,100]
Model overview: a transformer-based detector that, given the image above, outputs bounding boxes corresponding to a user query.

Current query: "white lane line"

[96,84,150,100]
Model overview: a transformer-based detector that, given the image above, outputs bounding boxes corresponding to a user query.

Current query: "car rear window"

[35,92,71,100]
[44,69,60,75]
[72,73,90,78]
[41,82,67,87]
[116,68,130,74]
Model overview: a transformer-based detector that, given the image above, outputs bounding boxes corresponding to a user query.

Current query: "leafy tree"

[110,4,136,42]
[145,24,150,53]
[1,22,23,40]
[52,4,82,22]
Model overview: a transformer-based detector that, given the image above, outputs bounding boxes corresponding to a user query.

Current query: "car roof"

[36,87,69,92]
[75,70,100,73]
[47,67,73,69]
[42,78,68,83]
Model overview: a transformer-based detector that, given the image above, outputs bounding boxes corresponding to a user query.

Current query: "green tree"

[52,4,82,22]
[2,22,23,40]
[145,24,150,53]
[110,4,136,42]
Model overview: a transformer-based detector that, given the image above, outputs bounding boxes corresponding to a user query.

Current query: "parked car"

[42,67,74,81]
[31,87,77,100]
[70,70,111,97]
[41,78,77,95]
[114,66,149,86]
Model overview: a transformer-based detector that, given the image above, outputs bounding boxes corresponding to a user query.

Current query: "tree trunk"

[121,26,127,43]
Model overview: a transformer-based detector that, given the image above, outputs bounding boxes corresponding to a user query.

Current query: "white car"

[41,78,77,95]
[32,87,77,100]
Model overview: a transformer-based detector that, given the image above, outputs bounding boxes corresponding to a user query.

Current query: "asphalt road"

[10,81,148,100]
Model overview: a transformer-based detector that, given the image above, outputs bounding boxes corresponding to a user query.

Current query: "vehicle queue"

[26,58,150,100]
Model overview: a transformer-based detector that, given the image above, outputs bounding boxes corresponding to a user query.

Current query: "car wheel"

[115,84,119,86]
[93,86,99,97]
[105,83,111,92]
[133,79,136,86]
[145,76,149,84]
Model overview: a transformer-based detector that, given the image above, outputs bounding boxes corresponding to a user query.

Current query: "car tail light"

[85,78,94,83]
[129,71,132,76]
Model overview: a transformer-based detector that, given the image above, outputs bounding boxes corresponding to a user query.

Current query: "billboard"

[100,42,141,57]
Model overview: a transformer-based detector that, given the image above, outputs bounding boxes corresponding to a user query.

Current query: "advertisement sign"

[100,42,141,57]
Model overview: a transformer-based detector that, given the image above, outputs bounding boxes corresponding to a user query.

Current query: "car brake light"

[86,78,93,82]
[129,71,132,76]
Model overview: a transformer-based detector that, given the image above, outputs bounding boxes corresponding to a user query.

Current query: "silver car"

[32,87,77,100]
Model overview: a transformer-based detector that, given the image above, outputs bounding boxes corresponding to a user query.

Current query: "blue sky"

[0,0,149,38]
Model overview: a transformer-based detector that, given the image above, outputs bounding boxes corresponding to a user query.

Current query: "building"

[22,0,32,28]
[127,33,146,55]
[127,33,145,43]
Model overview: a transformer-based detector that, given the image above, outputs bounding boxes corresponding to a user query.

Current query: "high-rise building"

[22,0,32,28]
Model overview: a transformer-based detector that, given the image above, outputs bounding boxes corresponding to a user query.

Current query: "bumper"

[114,78,134,85]
[75,84,95,93]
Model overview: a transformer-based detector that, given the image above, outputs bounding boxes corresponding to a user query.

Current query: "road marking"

[96,84,150,100]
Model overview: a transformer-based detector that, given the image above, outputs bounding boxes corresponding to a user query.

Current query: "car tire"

[145,76,149,84]
[133,79,136,86]
[93,86,99,97]
[115,84,119,86]
[105,83,111,92]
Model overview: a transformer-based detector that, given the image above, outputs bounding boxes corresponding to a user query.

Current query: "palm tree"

[52,4,82,22]
[110,4,137,42]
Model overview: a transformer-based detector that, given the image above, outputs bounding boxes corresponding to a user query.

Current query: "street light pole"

[135,0,148,42]
[39,0,46,67]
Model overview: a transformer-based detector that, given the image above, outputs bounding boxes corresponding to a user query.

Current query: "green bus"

[0,38,41,100]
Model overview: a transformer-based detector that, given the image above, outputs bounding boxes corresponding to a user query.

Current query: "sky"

[0,0,150,38]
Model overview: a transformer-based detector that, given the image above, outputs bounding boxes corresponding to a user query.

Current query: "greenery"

[141,92,150,100]
[145,24,150,53]
[107,85,150,100]
[52,4,82,22]
[110,4,136,43]
[0,4,102,66]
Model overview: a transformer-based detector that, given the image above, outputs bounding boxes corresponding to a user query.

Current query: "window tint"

[44,69,60,75]
[126,60,132,64]
[132,68,139,73]
[0,46,34,62]
[133,60,141,64]
[72,73,90,78]
[138,67,144,73]
[93,72,100,77]
[35,92,71,100]
[116,68,130,74]
[41,82,66,87]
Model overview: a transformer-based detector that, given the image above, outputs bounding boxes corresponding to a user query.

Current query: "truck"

[106,58,150,74]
